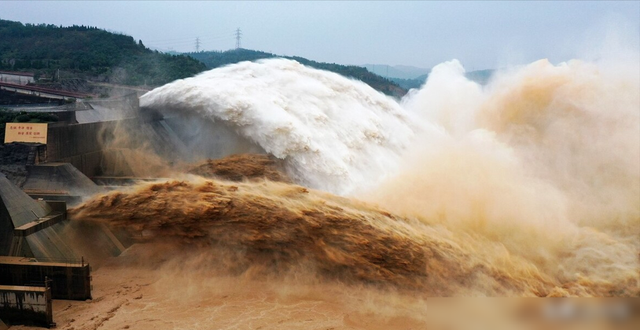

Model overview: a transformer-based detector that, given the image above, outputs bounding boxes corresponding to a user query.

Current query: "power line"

[144,33,233,46]
[145,31,232,43]
[235,28,242,49]
[148,35,232,48]
[195,37,201,52]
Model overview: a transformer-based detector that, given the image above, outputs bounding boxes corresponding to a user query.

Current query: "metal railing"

[13,256,89,267]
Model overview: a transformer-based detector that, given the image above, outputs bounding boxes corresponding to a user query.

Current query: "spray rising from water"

[371,57,640,295]
[90,54,640,297]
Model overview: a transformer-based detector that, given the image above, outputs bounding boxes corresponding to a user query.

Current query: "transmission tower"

[235,28,242,49]
[195,37,201,52]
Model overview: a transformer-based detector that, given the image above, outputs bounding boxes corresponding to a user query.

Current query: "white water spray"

[141,59,440,194]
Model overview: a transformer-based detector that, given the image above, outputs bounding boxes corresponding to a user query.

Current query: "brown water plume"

[186,153,291,183]
[368,58,640,297]
[69,177,632,297]
[69,56,638,300]
[70,179,428,289]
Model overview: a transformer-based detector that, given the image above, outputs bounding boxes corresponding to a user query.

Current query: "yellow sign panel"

[4,123,48,144]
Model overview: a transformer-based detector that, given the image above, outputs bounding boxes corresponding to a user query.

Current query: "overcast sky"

[1,1,638,70]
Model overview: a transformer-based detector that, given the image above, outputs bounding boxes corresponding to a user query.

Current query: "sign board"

[4,123,48,144]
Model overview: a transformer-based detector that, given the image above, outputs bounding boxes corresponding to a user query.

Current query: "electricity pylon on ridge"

[235,28,242,49]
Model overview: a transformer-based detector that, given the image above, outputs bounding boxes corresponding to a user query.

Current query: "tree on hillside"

[0,19,206,86]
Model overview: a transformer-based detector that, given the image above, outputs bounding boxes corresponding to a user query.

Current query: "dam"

[0,86,262,327]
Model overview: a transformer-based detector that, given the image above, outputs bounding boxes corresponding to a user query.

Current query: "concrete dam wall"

[0,284,53,328]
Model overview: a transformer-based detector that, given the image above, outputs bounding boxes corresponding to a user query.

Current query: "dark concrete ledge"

[13,212,65,237]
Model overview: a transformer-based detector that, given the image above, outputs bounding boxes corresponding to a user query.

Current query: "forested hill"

[0,19,205,86]
[186,49,407,97]
[0,19,405,96]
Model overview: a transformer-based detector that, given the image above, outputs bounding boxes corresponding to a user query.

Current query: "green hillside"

[0,19,206,87]
[186,49,407,97]
[0,18,406,96]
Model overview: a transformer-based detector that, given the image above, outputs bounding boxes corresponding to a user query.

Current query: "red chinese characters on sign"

[4,123,48,144]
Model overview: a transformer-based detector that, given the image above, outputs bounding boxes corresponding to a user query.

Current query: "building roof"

[0,81,91,98]
[0,71,35,77]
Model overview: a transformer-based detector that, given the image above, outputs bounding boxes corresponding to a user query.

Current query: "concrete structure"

[0,257,91,301]
[0,174,92,301]
[0,72,34,86]
[0,170,128,259]
[77,93,140,123]
[44,117,188,178]
[0,173,75,260]
[0,284,53,328]
[0,81,89,102]
[0,172,129,296]
[1,102,92,116]
[28,92,260,179]
[22,163,103,206]
[3,93,208,180]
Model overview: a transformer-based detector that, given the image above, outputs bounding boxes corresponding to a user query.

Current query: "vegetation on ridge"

[0,18,406,96]
[0,19,206,87]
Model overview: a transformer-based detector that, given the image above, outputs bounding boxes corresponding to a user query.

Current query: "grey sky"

[1,1,638,70]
